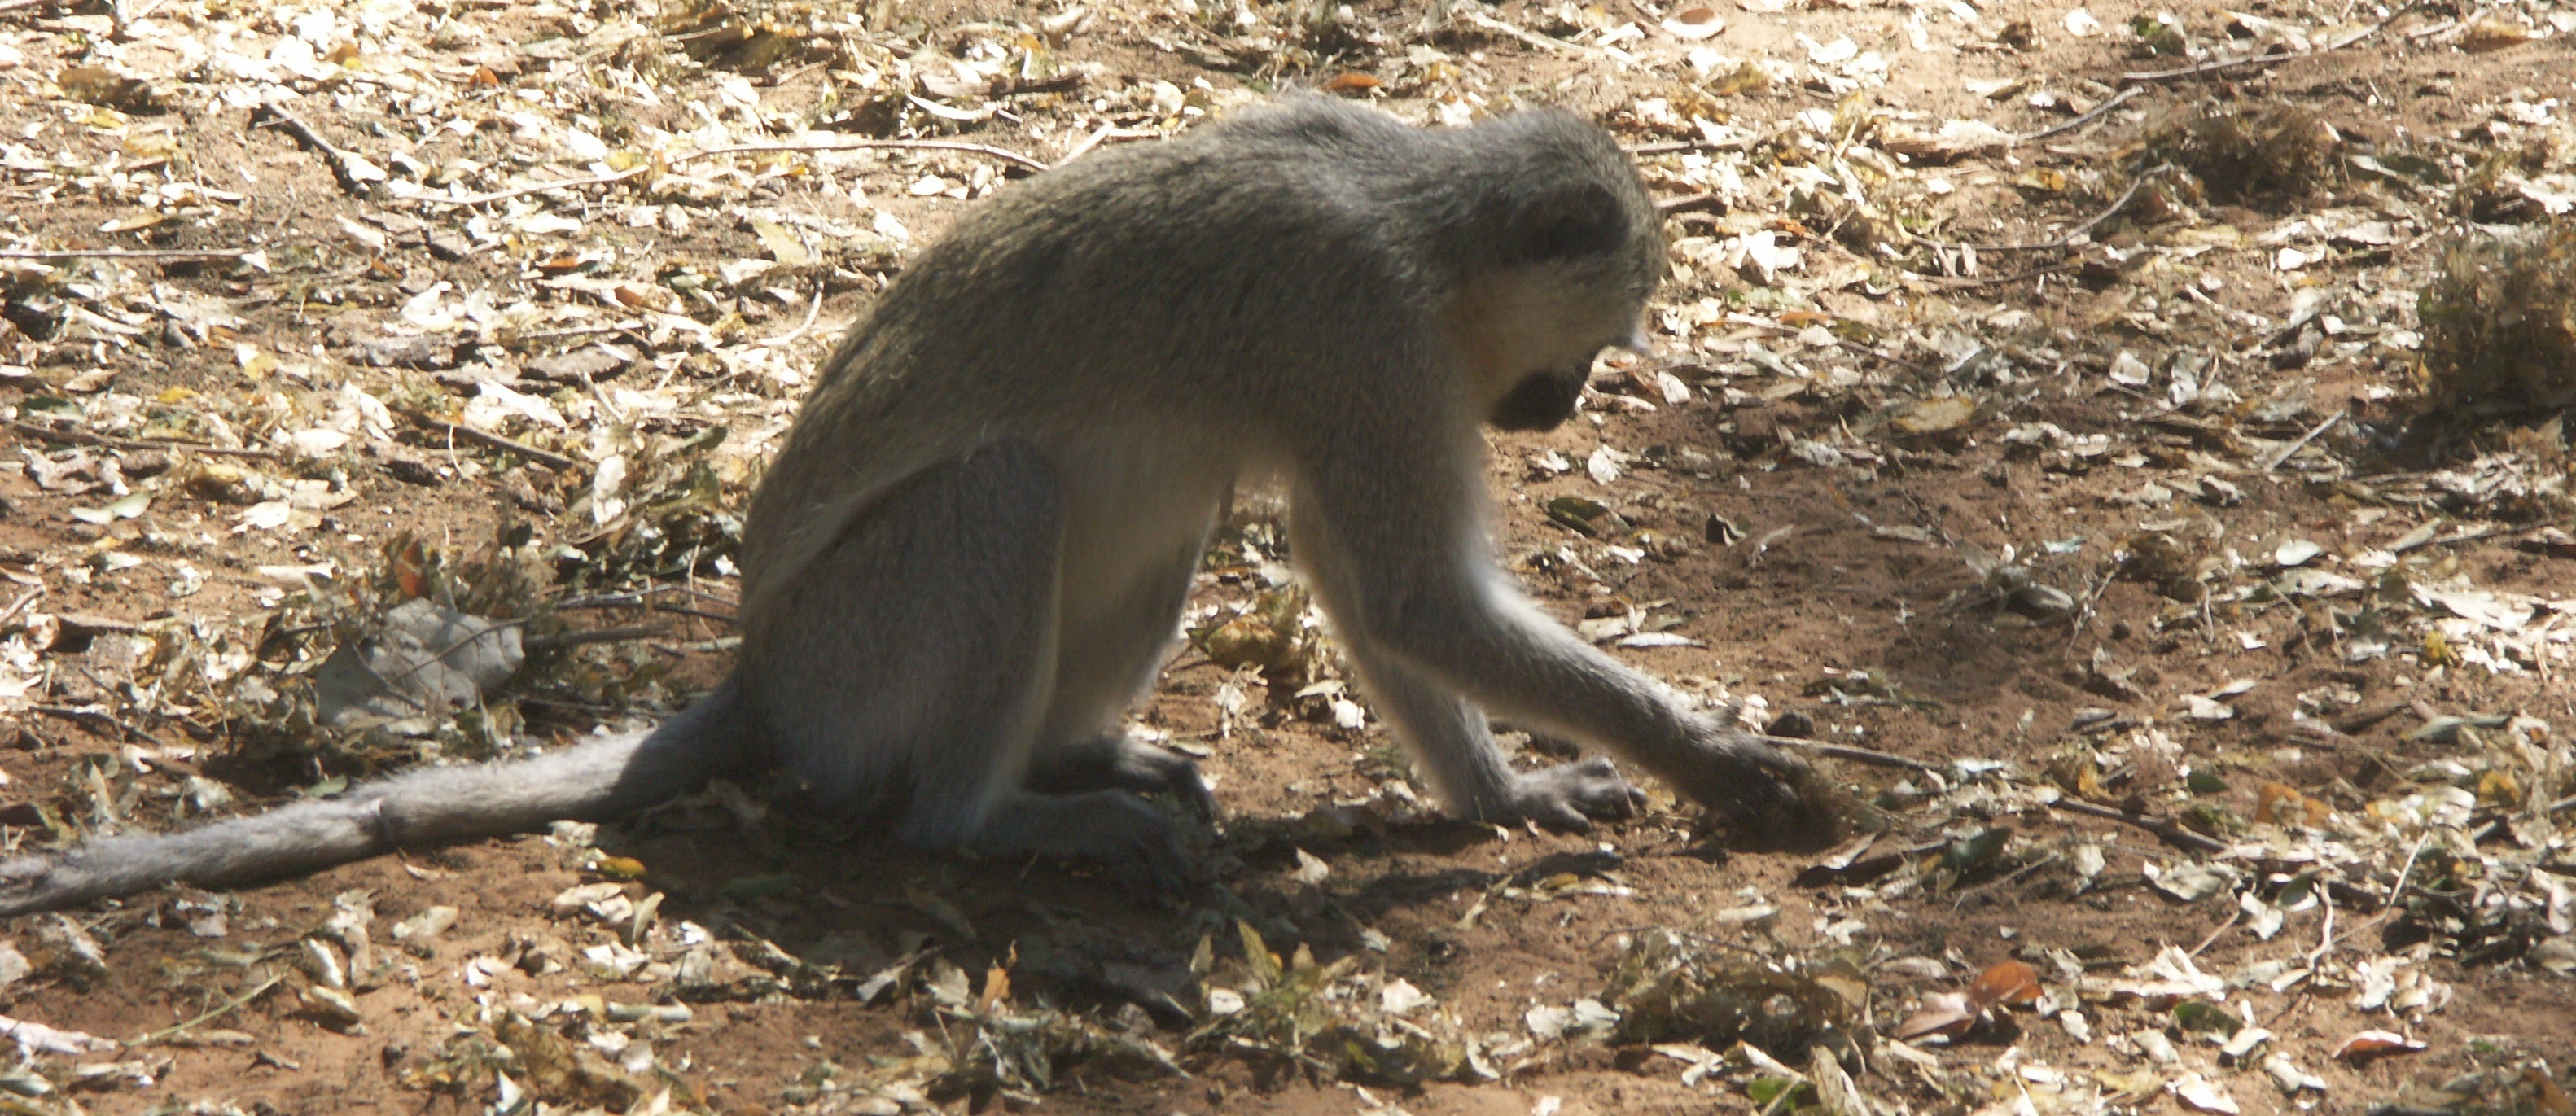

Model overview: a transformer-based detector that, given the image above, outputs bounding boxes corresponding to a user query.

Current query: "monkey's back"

[738,97,1643,615]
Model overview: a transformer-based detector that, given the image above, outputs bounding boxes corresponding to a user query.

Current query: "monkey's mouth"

[1487,365,1588,432]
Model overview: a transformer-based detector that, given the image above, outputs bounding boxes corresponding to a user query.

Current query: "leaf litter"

[0,0,2571,1108]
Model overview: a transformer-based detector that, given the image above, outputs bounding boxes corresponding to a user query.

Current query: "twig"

[32,704,171,748]
[396,409,579,471]
[686,138,1052,174]
[2306,886,2337,964]
[1058,124,1159,166]
[1921,164,2171,253]
[506,322,647,344]
[6,418,282,460]
[408,136,1056,207]
[0,247,253,260]
[2044,796,2228,855]
[1459,8,1601,55]
[2391,524,2501,554]
[1914,260,2082,287]
[756,285,827,348]
[2260,409,2346,471]
[553,584,739,610]
[2385,833,2429,908]
[2012,85,2143,145]
[2121,0,2425,82]
[2123,50,2301,83]
[559,600,731,626]
[249,106,374,198]
[0,586,39,629]
[525,624,666,650]
[1754,733,1939,771]
[2186,908,2241,956]
[1656,191,1723,216]
[403,167,646,208]
[129,974,285,1047]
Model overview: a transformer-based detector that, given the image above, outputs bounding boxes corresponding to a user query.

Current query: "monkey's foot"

[1488,758,1647,831]
[1027,735,1217,820]
[968,790,1198,898]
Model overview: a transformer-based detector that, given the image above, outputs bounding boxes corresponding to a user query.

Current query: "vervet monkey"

[0,97,1828,915]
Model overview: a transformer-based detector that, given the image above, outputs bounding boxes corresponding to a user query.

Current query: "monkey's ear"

[1517,181,1627,262]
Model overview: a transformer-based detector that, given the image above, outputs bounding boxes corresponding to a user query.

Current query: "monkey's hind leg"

[742,440,1192,893]
[1025,735,1216,820]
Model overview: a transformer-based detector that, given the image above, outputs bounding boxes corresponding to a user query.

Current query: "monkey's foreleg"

[1340,650,1641,829]
[0,680,747,916]
[1290,493,1829,840]
[1416,590,1830,839]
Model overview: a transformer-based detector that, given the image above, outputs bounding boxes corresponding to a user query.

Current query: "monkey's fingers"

[1502,758,1645,832]
[1114,743,1218,822]
[1686,730,1846,849]
[1036,738,1218,821]
[970,790,1201,902]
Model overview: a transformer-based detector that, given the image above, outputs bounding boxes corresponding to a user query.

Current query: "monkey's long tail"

[0,678,748,917]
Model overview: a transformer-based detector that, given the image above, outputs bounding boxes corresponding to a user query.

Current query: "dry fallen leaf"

[1662,6,1726,38]
[1969,960,2042,1008]
[2333,1030,2429,1061]
[1893,991,1976,1040]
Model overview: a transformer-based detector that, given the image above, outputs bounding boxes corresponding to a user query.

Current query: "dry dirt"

[0,0,2574,1113]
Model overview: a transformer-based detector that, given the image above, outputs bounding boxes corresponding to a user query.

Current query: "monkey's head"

[1448,112,1667,434]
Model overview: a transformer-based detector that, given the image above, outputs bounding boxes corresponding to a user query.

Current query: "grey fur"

[0,681,742,914]
[0,97,1828,915]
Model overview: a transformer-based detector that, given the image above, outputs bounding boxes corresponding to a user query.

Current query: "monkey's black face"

[1487,365,1588,431]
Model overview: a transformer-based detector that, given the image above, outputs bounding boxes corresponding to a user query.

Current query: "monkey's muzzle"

[1487,365,1588,432]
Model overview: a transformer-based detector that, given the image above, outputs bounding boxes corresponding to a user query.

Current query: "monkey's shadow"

[580,793,1677,1017]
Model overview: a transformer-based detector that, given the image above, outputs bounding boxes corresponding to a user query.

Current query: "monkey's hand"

[1671,723,1842,847]
[1488,758,1649,832]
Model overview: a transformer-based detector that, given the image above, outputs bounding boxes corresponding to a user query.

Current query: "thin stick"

[2013,86,2143,145]
[2260,409,2346,471]
[2185,907,2240,956]
[687,138,1051,174]
[32,703,171,748]
[1916,260,2082,287]
[6,418,281,460]
[525,624,666,650]
[1922,164,2171,253]
[2306,887,2337,964]
[0,247,253,260]
[554,596,739,624]
[1458,9,1591,53]
[2122,0,2425,82]
[1058,124,1159,166]
[2045,797,2228,855]
[2384,833,2429,908]
[0,587,39,629]
[2391,524,2500,554]
[1754,733,1939,771]
[129,974,285,1047]
[1657,191,1723,216]
[2123,50,2301,83]
[396,409,578,471]
[756,285,827,348]
[405,167,645,208]
[409,136,1056,208]
[250,107,374,198]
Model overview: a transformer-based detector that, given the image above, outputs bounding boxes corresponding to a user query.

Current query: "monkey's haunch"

[0,681,743,916]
